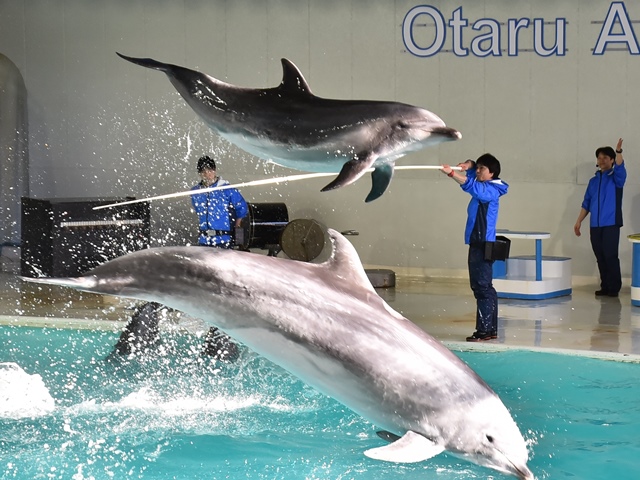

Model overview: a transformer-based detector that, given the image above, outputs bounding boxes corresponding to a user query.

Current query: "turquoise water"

[1,325,639,479]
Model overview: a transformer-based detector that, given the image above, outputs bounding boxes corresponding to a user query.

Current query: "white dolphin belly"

[221,131,355,172]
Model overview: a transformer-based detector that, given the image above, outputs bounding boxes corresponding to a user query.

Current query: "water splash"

[0,362,55,418]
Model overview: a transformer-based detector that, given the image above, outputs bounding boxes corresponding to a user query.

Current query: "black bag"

[484,235,511,261]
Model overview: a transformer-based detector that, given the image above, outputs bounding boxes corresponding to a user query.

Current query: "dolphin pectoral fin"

[364,431,444,463]
[320,154,376,193]
[365,163,395,203]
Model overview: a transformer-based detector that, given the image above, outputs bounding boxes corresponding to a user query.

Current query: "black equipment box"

[484,235,511,262]
[21,197,150,277]
[236,202,289,250]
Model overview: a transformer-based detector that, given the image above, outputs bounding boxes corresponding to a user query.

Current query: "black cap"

[197,155,216,172]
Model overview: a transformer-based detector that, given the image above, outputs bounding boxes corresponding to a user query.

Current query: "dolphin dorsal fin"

[279,58,313,96]
[325,229,376,293]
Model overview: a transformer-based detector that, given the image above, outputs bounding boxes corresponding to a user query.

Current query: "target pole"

[93,165,463,210]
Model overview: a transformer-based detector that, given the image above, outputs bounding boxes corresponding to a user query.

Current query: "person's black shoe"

[595,290,619,297]
[466,332,497,342]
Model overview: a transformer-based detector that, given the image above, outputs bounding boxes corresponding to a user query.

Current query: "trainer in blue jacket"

[442,154,509,342]
[191,156,248,248]
[574,138,626,297]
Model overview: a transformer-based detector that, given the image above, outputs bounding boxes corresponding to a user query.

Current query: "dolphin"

[116,53,461,202]
[110,302,239,361]
[201,326,240,362]
[111,301,163,356]
[22,230,533,479]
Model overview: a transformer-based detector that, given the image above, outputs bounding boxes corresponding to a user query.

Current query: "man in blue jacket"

[574,138,626,297]
[191,155,249,248]
[442,154,509,342]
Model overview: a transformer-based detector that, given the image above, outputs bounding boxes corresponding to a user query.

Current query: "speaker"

[21,197,150,277]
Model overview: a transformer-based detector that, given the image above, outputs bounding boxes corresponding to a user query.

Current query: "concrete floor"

[383,277,640,360]
[1,271,640,361]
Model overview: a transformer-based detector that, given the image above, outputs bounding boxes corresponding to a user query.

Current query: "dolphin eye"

[486,435,494,443]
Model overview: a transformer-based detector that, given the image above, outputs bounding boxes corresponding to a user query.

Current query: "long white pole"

[93,165,463,210]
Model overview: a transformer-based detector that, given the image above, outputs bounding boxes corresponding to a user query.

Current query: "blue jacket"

[191,177,248,245]
[581,162,626,228]
[461,169,509,244]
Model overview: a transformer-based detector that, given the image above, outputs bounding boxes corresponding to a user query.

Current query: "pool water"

[1,325,639,479]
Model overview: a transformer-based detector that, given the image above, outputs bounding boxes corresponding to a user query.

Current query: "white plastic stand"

[493,230,572,300]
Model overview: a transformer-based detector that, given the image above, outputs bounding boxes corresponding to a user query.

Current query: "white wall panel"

[309,0,353,99]
[266,0,310,85]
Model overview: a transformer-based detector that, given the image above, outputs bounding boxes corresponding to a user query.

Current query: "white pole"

[93,165,463,210]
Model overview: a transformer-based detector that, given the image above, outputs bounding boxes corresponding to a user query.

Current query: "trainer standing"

[191,155,248,248]
[441,154,509,342]
[574,138,626,297]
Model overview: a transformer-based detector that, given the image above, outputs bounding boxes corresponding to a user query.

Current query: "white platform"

[494,255,572,300]
[492,229,572,300]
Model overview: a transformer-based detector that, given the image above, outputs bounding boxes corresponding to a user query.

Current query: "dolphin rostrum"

[116,53,461,202]
[23,230,532,479]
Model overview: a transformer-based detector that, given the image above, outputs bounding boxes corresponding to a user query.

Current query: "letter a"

[593,2,640,55]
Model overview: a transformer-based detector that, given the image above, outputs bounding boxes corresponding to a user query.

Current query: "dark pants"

[590,226,622,294]
[468,243,498,334]
[199,234,233,248]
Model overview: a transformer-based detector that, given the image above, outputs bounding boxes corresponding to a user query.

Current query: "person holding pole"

[441,154,509,342]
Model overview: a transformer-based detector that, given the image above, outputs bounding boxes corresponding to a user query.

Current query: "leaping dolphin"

[116,53,461,202]
[23,230,533,479]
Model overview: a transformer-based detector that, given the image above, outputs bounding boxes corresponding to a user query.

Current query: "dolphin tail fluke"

[116,52,173,73]
[364,430,445,463]
[112,302,162,356]
[365,163,395,203]
[320,153,376,194]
